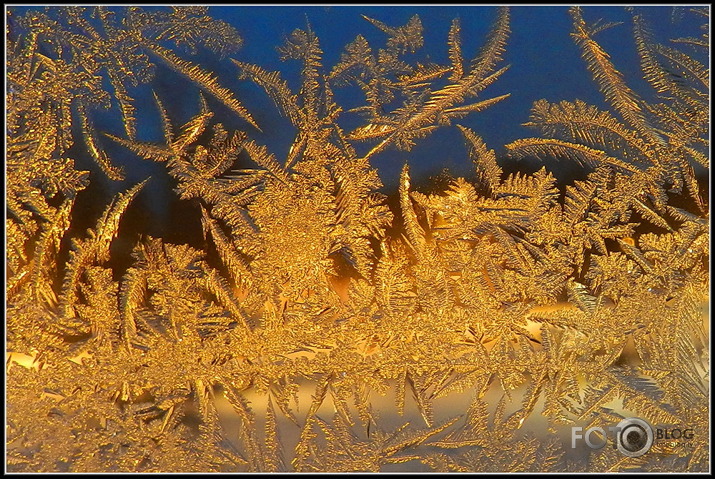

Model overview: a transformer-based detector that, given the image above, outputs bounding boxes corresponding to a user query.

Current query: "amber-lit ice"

[6,6,709,472]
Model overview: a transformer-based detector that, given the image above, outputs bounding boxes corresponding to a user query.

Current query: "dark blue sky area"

[8,6,706,244]
[202,6,701,189]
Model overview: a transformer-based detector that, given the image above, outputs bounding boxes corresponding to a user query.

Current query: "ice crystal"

[6,6,709,472]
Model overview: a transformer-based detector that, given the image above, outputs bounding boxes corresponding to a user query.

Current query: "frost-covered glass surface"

[6,6,709,472]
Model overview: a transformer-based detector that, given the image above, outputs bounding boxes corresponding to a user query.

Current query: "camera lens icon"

[616,418,653,457]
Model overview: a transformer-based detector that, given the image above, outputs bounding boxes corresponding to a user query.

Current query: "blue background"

[7,6,707,248]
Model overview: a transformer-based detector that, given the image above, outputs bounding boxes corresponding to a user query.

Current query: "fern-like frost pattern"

[6,6,709,472]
